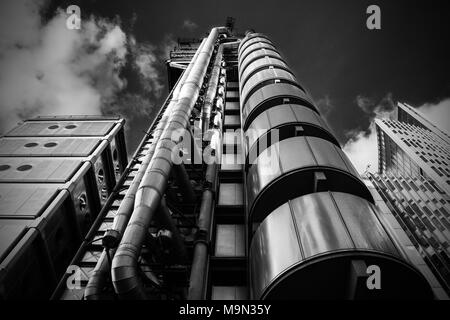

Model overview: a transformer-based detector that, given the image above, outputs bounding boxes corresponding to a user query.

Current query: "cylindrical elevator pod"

[245,135,373,224]
[249,192,434,299]
[243,103,339,168]
[239,43,278,66]
[239,36,274,55]
[240,57,290,89]
[238,33,273,52]
[240,67,299,106]
[240,50,285,74]
[238,31,434,300]
[242,83,316,130]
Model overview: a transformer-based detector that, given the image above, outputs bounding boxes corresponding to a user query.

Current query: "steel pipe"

[201,45,223,133]
[186,43,238,298]
[83,38,207,300]
[111,27,226,299]
[188,162,217,300]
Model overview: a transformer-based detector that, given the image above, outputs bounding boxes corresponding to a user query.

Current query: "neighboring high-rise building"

[368,102,450,295]
[1,26,444,300]
[0,116,127,299]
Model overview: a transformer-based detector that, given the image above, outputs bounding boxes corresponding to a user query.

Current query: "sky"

[0,0,449,174]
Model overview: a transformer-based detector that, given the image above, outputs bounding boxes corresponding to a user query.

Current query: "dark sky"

[46,0,450,153]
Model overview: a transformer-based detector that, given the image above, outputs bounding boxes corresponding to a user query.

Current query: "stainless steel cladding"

[240,50,284,74]
[240,57,289,90]
[240,67,298,105]
[249,192,434,299]
[3,117,128,184]
[0,225,56,299]
[0,161,97,236]
[1,117,128,204]
[0,137,102,157]
[246,136,372,223]
[5,117,119,137]
[0,116,128,299]
[244,104,338,163]
[241,83,316,131]
[0,163,97,283]
[0,188,81,281]
[238,32,434,299]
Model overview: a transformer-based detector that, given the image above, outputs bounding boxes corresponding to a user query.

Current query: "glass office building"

[369,102,450,295]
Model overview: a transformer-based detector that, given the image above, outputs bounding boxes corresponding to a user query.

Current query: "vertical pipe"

[201,45,224,133]
[83,38,207,300]
[187,162,217,299]
[111,27,225,299]
[187,41,235,297]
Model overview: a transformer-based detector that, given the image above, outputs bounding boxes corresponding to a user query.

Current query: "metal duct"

[187,41,239,299]
[111,27,225,299]
[201,45,223,133]
[187,162,217,299]
[84,39,206,300]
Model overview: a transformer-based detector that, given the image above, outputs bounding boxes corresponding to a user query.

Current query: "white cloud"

[355,92,395,118]
[0,0,43,50]
[0,1,131,134]
[343,93,394,175]
[130,39,164,97]
[182,19,198,31]
[159,34,177,61]
[343,123,378,175]
[344,95,450,175]
[0,0,169,136]
[355,95,374,114]
[417,98,450,135]
[315,95,333,116]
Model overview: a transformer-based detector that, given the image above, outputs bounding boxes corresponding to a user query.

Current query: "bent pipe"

[111,27,225,299]
[84,39,206,300]
[84,194,188,300]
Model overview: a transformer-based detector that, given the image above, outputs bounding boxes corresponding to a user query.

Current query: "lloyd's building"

[0,25,446,299]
